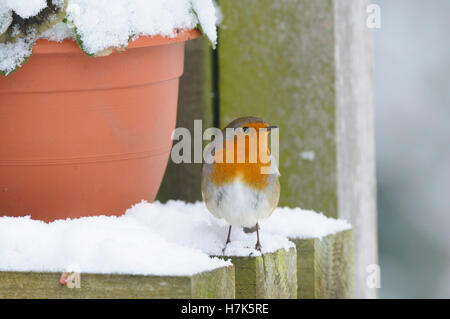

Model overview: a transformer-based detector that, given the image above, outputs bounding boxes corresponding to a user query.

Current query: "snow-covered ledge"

[0,201,352,299]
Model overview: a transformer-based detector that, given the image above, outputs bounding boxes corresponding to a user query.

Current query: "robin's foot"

[222,243,229,256]
[250,243,263,257]
[222,225,232,255]
[255,222,263,254]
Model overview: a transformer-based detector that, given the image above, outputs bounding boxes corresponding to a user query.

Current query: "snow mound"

[0,201,351,275]
[66,0,217,55]
[261,207,352,240]
[39,22,75,42]
[0,3,13,35]
[0,213,230,276]
[126,201,295,257]
[0,37,34,75]
[5,0,48,19]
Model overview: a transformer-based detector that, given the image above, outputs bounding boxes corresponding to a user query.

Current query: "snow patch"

[0,37,33,75]
[192,0,218,46]
[1,0,218,74]
[39,22,75,42]
[0,3,13,34]
[126,201,294,257]
[0,213,230,276]
[261,206,352,240]
[0,201,351,275]
[300,150,316,161]
[5,0,47,19]
[65,0,217,55]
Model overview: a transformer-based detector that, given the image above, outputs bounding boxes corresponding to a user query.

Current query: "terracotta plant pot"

[0,29,200,222]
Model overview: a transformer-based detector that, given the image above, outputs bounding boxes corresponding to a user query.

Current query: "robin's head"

[225,117,277,138]
[217,117,277,162]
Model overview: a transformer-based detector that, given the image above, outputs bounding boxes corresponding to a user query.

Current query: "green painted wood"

[191,266,236,298]
[0,266,234,299]
[157,36,213,203]
[293,229,354,299]
[221,248,297,299]
[218,0,338,217]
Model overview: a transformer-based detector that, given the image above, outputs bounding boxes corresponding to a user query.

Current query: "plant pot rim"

[33,28,202,55]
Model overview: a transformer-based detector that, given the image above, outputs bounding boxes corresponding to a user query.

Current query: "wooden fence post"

[224,248,297,299]
[217,0,377,299]
[334,0,378,299]
[293,229,354,298]
[160,0,377,298]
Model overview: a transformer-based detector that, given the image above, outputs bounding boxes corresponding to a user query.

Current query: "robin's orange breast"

[209,133,271,190]
[210,161,270,190]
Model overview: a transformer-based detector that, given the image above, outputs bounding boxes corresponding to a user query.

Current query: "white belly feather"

[205,179,275,228]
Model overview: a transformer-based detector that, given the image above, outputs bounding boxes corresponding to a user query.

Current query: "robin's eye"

[242,126,249,133]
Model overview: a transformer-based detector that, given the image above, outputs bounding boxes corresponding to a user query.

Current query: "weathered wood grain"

[293,229,354,299]
[0,266,235,299]
[218,0,337,215]
[221,248,297,299]
[334,0,378,299]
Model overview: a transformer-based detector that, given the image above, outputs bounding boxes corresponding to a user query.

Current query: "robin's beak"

[266,125,278,131]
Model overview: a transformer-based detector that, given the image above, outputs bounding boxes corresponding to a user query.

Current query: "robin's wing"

[201,161,224,220]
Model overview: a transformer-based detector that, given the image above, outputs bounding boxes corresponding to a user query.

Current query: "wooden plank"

[293,229,354,299]
[334,0,378,299]
[0,266,234,299]
[223,248,297,299]
[157,37,214,203]
[191,266,236,298]
[218,0,337,216]
[218,0,377,298]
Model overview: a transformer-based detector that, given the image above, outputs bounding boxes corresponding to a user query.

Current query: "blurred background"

[373,0,450,298]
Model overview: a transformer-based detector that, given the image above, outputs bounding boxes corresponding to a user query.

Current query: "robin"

[202,117,280,253]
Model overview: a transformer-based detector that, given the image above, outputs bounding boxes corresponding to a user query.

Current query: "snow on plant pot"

[0,0,218,221]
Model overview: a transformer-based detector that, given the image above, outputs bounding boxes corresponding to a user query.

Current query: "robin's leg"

[255,223,262,252]
[222,225,232,255]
